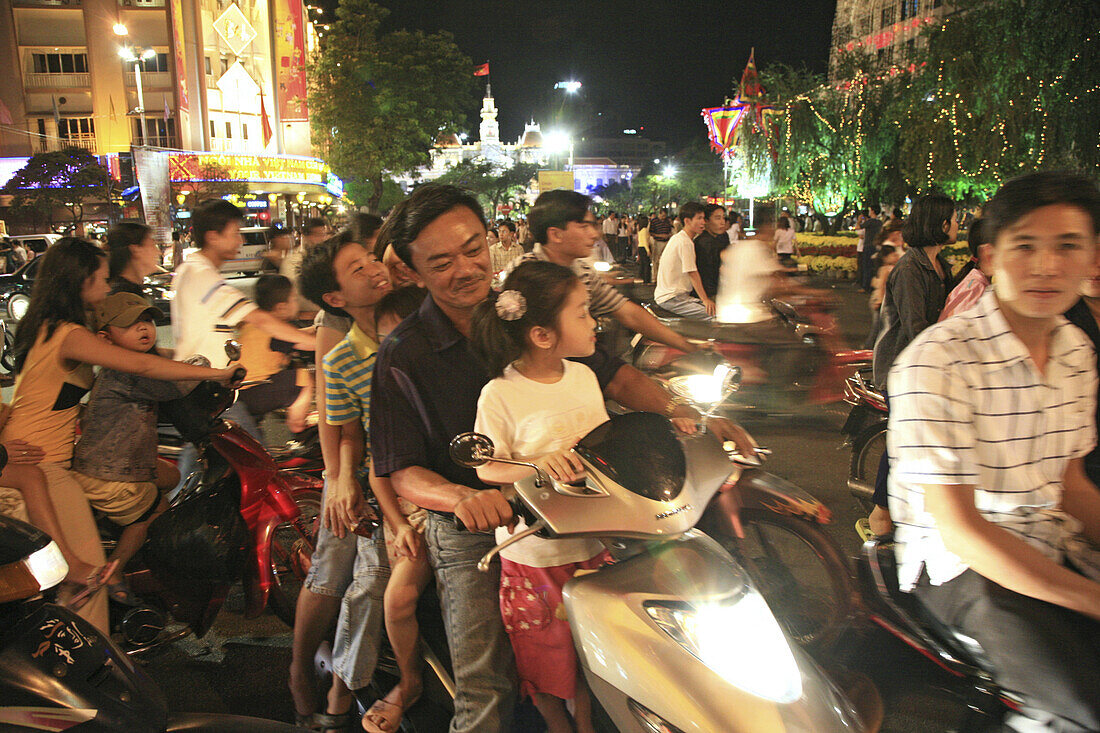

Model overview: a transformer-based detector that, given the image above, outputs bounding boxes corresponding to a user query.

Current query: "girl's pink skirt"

[499,553,608,701]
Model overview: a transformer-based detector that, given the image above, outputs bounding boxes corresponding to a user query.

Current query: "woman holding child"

[0,238,239,632]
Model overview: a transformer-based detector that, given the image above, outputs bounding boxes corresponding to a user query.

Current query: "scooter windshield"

[574,412,685,501]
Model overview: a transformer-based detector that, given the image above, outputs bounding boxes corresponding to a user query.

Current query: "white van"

[181,226,270,274]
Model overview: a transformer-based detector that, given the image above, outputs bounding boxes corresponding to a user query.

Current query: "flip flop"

[58,560,119,612]
[314,707,357,732]
[362,690,420,733]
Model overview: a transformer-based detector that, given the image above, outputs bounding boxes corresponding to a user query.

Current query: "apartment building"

[829,0,950,78]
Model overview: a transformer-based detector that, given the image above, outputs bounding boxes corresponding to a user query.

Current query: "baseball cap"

[94,292,163,329]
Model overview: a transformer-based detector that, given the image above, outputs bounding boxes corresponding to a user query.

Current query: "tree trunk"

[367,174,384,214]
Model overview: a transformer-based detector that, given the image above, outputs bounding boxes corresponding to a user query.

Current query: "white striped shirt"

[887,291,1097,591]
[170,251,257,366]
[507,244,627,318]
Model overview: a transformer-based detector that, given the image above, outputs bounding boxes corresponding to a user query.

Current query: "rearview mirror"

[449,432,495,468]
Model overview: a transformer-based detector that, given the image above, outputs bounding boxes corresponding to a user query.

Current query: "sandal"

[362,688,421,733]
[107,579,141,607]
[293,712,321,731]
[57,560,118,612]
[314,707,357,733]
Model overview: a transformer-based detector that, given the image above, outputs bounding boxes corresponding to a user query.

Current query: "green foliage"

[308,0,474,212]
[1,147,115,228]
[432,160,539,215]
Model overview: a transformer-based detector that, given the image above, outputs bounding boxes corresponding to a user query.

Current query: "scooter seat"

[862,536,1000,679]
[642,301,683,321]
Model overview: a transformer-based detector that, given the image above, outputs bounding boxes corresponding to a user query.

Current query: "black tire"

[267,488,322,627]
[719,509,855,653]
[1,326,15,373]
[849,422,887,513]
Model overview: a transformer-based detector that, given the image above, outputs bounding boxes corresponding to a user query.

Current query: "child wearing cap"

[71,292,194,604]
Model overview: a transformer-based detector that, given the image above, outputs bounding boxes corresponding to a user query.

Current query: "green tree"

[433,160,539,216]
[308,0,475,213]
[889,0,1100,200]
[2,147,116,230]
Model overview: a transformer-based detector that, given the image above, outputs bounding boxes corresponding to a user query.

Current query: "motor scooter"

[0,508,303,730]
[839,366,888,515]
[104,360,321,654]
[634,296,871,414]
[449,411,876,732]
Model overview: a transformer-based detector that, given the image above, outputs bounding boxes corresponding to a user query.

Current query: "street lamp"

[544,130,574,170]
[119,46,156,146]
[553,80,582,94]
[113,23,128,36]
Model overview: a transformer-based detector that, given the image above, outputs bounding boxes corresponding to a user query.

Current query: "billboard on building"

[169,0,189,114]
[538,170,575,193]
[133,148,173,252]
[273,0,308,121]
[168,151,332,187]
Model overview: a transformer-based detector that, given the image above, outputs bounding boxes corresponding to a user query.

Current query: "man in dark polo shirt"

[370,184,757,732]
[695,203,729,298]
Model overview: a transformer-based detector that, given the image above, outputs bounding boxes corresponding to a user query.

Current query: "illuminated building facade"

[828,0,950,79]
[0,0,313,158]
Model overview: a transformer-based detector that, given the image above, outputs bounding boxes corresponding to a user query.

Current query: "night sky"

[351,0,838,148]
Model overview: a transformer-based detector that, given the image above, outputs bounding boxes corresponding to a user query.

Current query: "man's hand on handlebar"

[219,364,247,386]
[539,449,585,483]
[453,488,514,532]
[706,417,759,460]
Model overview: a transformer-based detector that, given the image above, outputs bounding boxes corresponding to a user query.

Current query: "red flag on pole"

[473,62,490,77]
[260,90,273,148]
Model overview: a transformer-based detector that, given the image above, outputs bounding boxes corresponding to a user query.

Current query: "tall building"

[828,0,949,79]
[0,0,313,158]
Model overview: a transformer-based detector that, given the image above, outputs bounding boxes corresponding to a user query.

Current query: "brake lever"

[724,444,771,467]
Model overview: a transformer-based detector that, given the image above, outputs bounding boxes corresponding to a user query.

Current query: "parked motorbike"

[0,512,303,731]
[105,362,321,654]
[449,411,874,732]
[840,366,888,514]
[633,296,871,415]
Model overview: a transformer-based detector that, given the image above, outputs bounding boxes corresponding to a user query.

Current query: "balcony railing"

[133,135,176,148]
[31,135,98,154]
[13,0,81,6]
[25,72,90,88]
[124,71,172,88]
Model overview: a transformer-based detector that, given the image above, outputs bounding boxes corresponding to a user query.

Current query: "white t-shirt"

[602,217,618,236]
[171,251,257,365]
[716,239,780,323]
[654,230,698,303]
[774,228,797,254]
[475,361,609,567]
[726,222,742,242]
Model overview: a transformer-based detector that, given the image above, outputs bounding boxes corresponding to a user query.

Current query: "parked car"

[0,258,171,325]
[8,233,62,256]
[181,226,270,274]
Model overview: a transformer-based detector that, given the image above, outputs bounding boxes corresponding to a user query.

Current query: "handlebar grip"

[453,497,528,532]
[230,367,247,385]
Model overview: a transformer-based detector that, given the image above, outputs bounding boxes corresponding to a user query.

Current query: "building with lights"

[828,0,949,79]
[0,0,342,235]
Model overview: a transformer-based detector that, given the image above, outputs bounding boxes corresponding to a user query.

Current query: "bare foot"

[869,505,894,536]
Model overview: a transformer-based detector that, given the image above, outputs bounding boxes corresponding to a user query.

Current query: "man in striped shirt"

[888,172,1100,730]
[510,190,698,354]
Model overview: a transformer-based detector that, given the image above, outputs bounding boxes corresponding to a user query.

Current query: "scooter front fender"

[737,469,833,524]
[564,532,864,732]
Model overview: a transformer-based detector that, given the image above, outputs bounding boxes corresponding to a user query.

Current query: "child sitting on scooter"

[469,260,610,733]
[71,292,198,606]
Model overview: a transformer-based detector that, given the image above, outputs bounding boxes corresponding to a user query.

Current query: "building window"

[204,56,211,74]
[133,117,175,144]
[881,5,896,27]
[858,13,872,36]
[140,52,170,73]
[225,121,232,138]
[900,0,920,19]
[37,118,47,136]
[242,122,248,139]
[32,52,88,74]
[929,0,943,7]
[905,38,916,59]
[210,120,216,138]
[58,117,94,138]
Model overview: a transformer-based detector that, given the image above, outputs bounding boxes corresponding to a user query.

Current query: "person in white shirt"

[602,212,619,261]
[654,202,713,318]
[172,200,315,452]
[888,171,1100,730]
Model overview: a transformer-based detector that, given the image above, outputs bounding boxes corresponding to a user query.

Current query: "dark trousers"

[638,248,651,284]
[915,569,1100,732]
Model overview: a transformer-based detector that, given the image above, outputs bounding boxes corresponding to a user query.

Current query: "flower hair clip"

[495,290,527,321]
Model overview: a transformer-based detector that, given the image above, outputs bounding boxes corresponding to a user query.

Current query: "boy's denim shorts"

[303,478,359,597]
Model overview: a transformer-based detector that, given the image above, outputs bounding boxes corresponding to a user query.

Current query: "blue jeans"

[332,526,390,689]
[657,293,713,320]
[171,399,264,500]
[426,513,516,733]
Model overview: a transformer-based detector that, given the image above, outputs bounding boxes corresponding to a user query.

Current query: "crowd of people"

[1,169,1099,732]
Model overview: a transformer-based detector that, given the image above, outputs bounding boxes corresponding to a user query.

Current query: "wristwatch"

[663,395,691,418]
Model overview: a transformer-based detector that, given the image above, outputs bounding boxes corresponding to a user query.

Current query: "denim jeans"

[332,526,390,689]
[656,293,713,320]
[426,513,516,732]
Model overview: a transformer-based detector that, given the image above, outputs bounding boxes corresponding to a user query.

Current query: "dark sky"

[362,0,838,148]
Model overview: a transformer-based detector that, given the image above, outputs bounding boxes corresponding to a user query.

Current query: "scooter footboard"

[563,532,864,732]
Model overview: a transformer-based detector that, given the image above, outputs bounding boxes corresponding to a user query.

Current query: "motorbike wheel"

[722,509,854,653]
[267,488,322,627]
[1,326,15,373]
[849,422,887,513]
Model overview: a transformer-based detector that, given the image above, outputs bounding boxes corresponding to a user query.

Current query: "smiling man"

[888,172,1100,730]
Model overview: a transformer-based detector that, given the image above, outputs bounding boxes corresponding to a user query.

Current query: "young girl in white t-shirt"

[470,260,608,733]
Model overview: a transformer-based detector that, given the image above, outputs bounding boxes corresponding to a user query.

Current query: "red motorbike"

[633,295,871,414]
[109,375,322,654]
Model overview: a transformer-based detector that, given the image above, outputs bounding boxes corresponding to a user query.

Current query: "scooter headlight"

[645,588,803,703]
[0,541,68,602]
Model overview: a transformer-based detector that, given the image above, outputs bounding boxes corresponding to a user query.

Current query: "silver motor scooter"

[450,411,871,732]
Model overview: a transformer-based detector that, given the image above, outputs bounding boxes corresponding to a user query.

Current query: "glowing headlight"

[0,541,68,603]
[645,590,803,703]
[592,261,612,272]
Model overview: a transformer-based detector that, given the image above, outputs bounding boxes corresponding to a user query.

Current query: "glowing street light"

[663,165,677,178]
[113,23,128,36]
[119,46,157,146]
[554,80,582,94]
[544,130,574,169]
